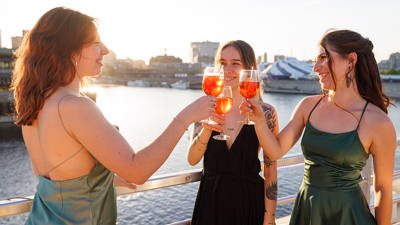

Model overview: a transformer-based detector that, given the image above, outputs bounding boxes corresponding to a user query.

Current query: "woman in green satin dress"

[239,30,396,225]
[11,7,217,225]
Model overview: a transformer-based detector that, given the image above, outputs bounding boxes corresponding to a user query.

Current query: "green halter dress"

[25,95,117,225]
[289,97,376,225]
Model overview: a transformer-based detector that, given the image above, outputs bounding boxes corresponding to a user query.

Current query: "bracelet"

[174,116,188,131]
[264,210,276,217]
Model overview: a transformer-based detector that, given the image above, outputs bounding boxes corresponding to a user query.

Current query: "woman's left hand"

[239,98,265,124]
[114,174,137,189]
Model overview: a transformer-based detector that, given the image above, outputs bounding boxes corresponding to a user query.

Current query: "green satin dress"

[25,158,117,225]
[289,97,376,225]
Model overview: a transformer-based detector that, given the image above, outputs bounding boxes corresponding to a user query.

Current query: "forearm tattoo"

[192,122,202,139]
[262,105,276,133]
[263,154,274,168]
[266,181,278,201]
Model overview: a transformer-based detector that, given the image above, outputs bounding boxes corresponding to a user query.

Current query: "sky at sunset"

[1,0,399,63]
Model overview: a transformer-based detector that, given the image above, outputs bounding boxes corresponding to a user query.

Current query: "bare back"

[22,91,95,181]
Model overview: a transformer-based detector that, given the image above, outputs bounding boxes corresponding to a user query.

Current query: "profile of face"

[313,44,354,91]
[75,32,109,77]
[219,46,243,90]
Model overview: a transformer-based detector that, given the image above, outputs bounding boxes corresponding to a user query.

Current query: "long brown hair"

[320,30,391,113]
[11,7,97,125]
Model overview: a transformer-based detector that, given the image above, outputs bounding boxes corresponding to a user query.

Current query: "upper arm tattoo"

[262,105,277,133]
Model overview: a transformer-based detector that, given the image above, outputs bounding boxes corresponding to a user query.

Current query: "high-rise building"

[190,41,219,64]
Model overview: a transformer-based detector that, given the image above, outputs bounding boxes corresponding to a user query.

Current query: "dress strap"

[57,95,80,142]
[307,96,324,122]
[356,101,369,130]
[42,95,84,177]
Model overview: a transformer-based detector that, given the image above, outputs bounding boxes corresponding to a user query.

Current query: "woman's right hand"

[202,112,224,132]
[179,96,218,125]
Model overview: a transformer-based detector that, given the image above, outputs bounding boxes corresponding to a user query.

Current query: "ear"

[348,52,357,69]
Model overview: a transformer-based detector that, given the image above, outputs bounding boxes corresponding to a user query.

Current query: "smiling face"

[218,46,243,90]
[313,44,351,91]
[75,32,109,77]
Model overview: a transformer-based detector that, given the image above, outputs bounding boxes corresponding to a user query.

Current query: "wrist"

[175,112,191,129]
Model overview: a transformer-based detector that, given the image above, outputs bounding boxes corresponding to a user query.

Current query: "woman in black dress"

[188,40,279,225]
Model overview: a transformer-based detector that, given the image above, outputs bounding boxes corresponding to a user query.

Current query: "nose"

[100,42,109,56]
[313,62,320,73]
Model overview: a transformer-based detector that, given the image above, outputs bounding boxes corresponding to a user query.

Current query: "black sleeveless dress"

[191,125,265,225]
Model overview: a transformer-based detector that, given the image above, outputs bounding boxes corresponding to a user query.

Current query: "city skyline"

[1,0,400,63]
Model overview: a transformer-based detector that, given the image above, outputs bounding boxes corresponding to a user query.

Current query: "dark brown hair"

[11,7,98,125]
[320,30,391,113]
[215,40,257,70]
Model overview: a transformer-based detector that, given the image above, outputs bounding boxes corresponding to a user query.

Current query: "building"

[10,30,30,50]
[258,52,268,63]
[378,52,400,72]
[0,48,14,88]
[150,54,182,66]
[190,41,219,64]
[11,36,23,49]
[274,55,285,62]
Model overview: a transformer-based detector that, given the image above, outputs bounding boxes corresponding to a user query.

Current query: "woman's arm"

[61,95,216,184]
[187,113,224,166]
[240,97,312,160]
[258,103,279,225]
[370,116,396,225]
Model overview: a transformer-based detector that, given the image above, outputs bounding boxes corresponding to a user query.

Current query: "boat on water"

[1,138,399,224]
[170,80,190,89]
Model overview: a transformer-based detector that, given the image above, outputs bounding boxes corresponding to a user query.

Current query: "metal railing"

[0,138,399,223]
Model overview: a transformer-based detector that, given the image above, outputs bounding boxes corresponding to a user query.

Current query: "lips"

[224,76,236,82]
[318,73,329,82]
[96,58,103,66]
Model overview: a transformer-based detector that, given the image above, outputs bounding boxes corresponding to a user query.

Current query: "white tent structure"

[261,57,317,80]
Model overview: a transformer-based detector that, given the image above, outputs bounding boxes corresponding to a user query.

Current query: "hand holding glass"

[213,86,233,140]
[239,70,260,125]
[201,66,224,123]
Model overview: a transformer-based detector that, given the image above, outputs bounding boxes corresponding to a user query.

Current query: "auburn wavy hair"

[11,7,97,125]
[320,30,391,113]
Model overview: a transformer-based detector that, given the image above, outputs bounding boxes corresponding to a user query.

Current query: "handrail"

[1,138,399,219]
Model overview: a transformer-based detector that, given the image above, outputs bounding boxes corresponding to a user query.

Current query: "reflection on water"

[1,86,399,225]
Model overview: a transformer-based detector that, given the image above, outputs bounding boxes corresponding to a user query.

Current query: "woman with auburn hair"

[240,30,396,225]
[188,40,278,225]
[12,7,216,224]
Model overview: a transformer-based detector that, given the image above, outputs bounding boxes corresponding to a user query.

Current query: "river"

[1,85,399,225]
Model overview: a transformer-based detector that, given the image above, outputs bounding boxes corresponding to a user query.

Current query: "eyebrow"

[220,59,241,62]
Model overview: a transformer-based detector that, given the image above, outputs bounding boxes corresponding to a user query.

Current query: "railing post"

[361,156,372,206]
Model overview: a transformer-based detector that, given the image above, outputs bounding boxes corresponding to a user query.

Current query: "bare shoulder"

[363,103,395,131]
[292,95,325,120]
[60,96,100,115]
[298,95,325,109]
